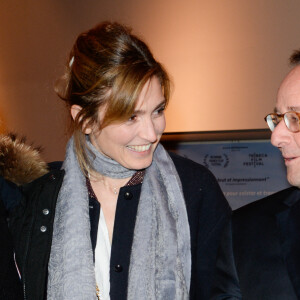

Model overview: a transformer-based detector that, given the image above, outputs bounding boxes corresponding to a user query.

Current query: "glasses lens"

[285,112,300,132]
[265,114,277,131]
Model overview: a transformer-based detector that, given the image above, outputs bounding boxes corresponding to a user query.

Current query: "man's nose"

[271,118,291,148]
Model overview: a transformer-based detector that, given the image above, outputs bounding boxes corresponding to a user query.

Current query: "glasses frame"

[264,111,300,133]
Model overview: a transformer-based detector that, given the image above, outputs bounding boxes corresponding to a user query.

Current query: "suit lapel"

[276,187,300,298]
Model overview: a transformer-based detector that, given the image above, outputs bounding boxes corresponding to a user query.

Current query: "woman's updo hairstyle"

[55,21,170,174]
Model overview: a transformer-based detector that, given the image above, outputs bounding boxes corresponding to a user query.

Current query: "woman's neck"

[89,172,132,243]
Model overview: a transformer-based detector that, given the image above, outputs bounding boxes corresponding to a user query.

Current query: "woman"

[10,22,231,300]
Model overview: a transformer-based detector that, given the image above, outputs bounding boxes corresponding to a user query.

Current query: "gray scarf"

[47,136,191,299]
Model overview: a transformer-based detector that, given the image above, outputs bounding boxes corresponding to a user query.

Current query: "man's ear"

[70,105,92,134]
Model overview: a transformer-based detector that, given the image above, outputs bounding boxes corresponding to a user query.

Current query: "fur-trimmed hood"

[0,134,49,186]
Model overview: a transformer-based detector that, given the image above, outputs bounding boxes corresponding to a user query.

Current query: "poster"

[171,140,290,210]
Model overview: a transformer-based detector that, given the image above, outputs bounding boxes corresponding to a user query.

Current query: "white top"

[95,208,111,300]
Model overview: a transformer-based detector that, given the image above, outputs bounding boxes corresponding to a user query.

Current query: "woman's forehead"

[134,77,164,110]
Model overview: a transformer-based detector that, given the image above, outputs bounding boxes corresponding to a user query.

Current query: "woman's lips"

[126,144,151,152]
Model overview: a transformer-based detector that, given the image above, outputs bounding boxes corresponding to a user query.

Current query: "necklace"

[112,186,118,195]
[88,172,120,195]
[96,284,100,300]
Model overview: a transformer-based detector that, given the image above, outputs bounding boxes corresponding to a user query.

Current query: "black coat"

[212,187,300,300]
[10,152,231,300]
[0,176,23,299]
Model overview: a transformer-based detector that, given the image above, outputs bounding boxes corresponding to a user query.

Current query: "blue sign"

[173,140,290,209]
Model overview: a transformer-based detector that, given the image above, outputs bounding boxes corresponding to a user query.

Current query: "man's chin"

[287,172,300,188]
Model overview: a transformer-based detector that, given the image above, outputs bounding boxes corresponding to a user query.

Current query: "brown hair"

[290,49,300,65]
[55,21,170,174]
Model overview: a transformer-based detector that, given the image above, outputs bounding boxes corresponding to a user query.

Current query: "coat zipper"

[21,186,41,300]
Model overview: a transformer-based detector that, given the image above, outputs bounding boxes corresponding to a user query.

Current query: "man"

[212,50,300,299]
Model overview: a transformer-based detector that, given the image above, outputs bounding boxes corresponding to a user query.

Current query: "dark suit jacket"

[212,187,300,300]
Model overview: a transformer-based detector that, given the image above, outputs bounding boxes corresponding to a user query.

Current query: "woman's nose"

[139,118,157,142]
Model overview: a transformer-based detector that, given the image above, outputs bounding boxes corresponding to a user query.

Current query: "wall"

[0,0,299,161]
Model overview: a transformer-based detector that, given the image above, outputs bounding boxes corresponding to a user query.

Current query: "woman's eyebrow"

[133,99,166,114]
[153,99,166,110]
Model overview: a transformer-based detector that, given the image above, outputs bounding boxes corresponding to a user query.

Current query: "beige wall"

[0,0,299,161]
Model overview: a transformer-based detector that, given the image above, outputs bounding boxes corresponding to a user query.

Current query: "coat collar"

[275,187,300,298]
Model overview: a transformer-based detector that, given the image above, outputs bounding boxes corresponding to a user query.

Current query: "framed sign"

[161,129,290,210]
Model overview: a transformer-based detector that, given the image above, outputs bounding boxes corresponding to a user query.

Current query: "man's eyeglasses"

[264,111,300,132]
